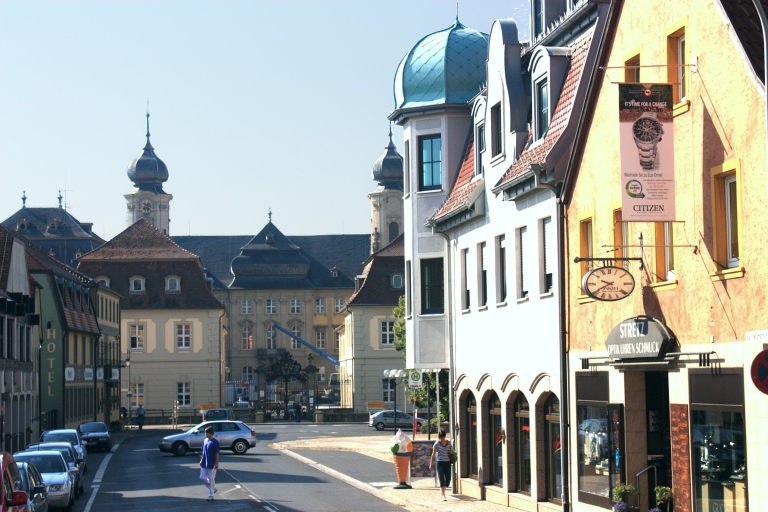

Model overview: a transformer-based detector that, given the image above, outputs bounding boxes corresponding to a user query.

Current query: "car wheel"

[232,439,248,455]
[375,422,386,431]
[172,441,189,456]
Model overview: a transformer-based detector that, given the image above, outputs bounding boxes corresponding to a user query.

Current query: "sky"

[0,0,530,240]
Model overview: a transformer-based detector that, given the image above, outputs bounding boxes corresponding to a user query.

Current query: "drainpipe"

[432,229,456,493]
[752,0,768,201]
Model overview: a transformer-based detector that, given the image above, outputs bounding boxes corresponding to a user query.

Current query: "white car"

[40,430,87,474]
[13,451,74,512]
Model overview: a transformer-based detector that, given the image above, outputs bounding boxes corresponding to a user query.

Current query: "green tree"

[393,295,407,356]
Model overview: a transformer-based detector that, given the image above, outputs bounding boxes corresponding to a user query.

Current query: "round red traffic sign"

[750,349,768,395]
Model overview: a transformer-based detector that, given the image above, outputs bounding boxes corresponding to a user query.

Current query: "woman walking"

[429,429,452,501]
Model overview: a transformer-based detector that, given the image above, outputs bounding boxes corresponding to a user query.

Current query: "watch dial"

[585,267,635,301]
[633,117,662,142]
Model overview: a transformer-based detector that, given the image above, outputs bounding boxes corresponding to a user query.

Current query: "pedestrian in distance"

[199,425,220,501]
[136,404,145,430]
[429,429,452,501]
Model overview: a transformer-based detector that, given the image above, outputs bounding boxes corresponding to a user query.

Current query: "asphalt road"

[67,422,405,512]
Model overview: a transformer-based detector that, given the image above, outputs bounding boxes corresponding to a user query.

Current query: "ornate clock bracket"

[573,256,644,271]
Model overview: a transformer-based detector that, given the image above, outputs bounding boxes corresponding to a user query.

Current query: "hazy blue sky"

[0,0,530,239]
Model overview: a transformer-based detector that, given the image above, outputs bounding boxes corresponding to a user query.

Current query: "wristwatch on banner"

[632,112,663,170]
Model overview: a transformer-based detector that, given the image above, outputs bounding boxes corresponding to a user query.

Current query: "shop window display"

[577,405,610,497]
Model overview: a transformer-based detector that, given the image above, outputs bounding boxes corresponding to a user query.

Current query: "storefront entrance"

[645,371,672,510]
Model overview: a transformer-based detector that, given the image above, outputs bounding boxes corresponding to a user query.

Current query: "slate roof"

[495,30,594,189]
[719,0,768,83]
[2,207,105,267]
[0,225,16,292]
[173,231,370,291]
[77,219,222,311]
[346,234,404,307]
[24,242,100,335]
[431,130,481,221]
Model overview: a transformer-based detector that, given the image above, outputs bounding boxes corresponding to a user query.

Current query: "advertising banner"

[618,83,676,221]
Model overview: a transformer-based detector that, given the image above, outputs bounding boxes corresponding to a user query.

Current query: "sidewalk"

[271,434,512,512]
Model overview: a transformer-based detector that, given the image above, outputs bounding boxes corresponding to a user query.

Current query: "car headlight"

[48,484,67,491]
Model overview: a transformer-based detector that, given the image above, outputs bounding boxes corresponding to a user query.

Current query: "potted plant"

[651,486,673,512]
[612,483,639,511]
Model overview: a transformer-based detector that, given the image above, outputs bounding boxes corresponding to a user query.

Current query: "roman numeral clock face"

[582,266,635,301]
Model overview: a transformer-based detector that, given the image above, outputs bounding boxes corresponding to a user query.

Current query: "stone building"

[369,130,404,254]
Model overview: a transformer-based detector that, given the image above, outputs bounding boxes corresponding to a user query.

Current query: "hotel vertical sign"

[618,84,676,221]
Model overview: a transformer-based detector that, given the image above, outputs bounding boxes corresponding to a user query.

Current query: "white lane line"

[218,467,275,510]
[264,506,278,512]
[83,484,100,511]
[278,449,412,510]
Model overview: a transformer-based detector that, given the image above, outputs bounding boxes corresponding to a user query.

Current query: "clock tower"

[124,113,173,234]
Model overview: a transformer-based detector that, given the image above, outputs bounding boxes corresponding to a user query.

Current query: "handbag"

[448,443,456,464]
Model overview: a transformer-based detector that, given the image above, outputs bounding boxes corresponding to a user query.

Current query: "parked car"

[17,461,49,512]
[201,408,237,422]
[78,422,112,452]
[369,410,426,431]
[13,451,74,512]
[39,430,87,473]
[25,443,84,498]
[159,420,256,456]
[0,452,29,512]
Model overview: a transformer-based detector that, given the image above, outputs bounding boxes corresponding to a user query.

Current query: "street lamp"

[125,352,131,429]
[383,369,406,431]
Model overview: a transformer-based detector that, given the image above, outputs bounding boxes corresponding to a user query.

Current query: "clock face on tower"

[581,266,635,301]
[140,200,153,216]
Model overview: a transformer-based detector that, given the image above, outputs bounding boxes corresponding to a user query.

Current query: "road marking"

[83,484,100,511]
[91,452,113,484]
[218,466,277,510]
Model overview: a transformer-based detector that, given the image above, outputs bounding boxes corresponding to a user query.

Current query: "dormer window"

[166,276,181,293]
[96,276,110,287]
[392,274,404,289]
[536,79,549,140]
[16,221,27,231]
[130,276,145,293]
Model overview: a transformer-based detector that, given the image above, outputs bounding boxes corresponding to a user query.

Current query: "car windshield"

[47,446,74,463]
[16,455,66,474]
[42,432,78,444]
[80,423,108,433]
[18,466,29,493]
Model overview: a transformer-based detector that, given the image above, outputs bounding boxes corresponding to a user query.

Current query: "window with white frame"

[461,248,470,310]
[266,326,277,349]
[176,323,191,349]
[476,123,485,175]
[334,298,344,313]
[381,321,395,345]
[316,330,326,349]
[383,379,395,403]
[478,242,488,307]
[241,299,253,315]
[724,175,740,268]
[419,134,442,191]
[242,326,252,350]
[165,276,180,292]
[677,35,686,101]
[130,382,144,407]
[335,331,340,349]
[497,235,507,303]
[130,276,145,293]
[265,299,276,314]
[177,382,191,406]
[290,299,301,314]
[129,323,144,349]
[392,274,403,289]
[518,227,529,298]
[491,103,502,157]
[242,366,253,382]
[291,326,300,349]
[534,0,544,37]
[536,79,549,140]
[315,299,325,314]
[541,217,554,293]
[96,276,110,287]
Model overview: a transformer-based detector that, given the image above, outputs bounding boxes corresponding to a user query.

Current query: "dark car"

[25,443,84,498]
[78,422,112,452]
[16,461,49,512]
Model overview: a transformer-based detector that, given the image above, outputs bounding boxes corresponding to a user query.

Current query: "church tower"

[124,113,172,234]
[368,128,404,254]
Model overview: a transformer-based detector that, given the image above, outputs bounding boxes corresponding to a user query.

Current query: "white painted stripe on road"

[218,467,274,509]
[83,484,100,511]
[84,450,114,511]
[278,449,412,510]
[264,506,278,512]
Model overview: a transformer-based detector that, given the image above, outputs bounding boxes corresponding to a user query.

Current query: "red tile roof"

[432,129,482,221]
[79,219,198,261]
[495,30,593,189]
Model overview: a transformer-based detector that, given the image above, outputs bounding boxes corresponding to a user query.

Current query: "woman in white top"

[429,429,452,501]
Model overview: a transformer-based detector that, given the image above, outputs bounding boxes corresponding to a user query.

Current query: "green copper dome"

[394,19,488,111]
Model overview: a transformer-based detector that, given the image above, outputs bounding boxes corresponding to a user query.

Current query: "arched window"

[392,274,403,289]
[241,326,252,350]
[488,393,503,485]
[515,394,531,493]
[130,276,145,293]
[389,221,399,242]
[545,395,561,502]
[165,276,180,292]
[466,394,478,477]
